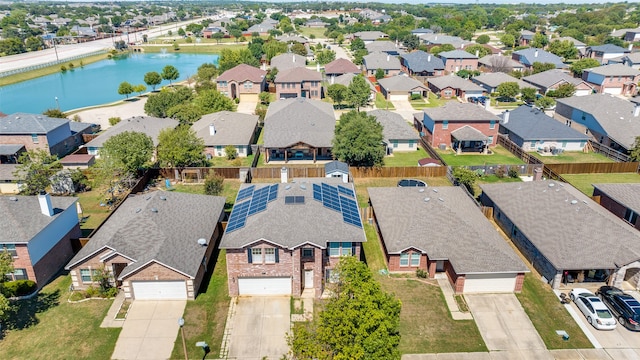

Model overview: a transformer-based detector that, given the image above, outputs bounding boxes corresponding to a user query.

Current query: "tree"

[429,44,455,56]
[0,250,12,322]
[375,68,385,80]
[464,44,491,58]
[212,32,224,44]
[288,256,401,360]
[456,69,480,79]
[346,75,371,111]
[569,58,600,77]
[500,33,516,48]
[548,40,578,60]
[204,171,224,196]
[290,42,307,57]
[218,48,260,72]
[263,40,288,61]
[332,111,385,167]
[350,37,365,51]
[521,87,537,102]
[225,145,238,160]
[177,28,186,37]
[13,149,62,195]
[133,84,147,96]
[452,167,478,194]
[118,81,134,99]
[327,84,348,108]
[535,96,556,110]
[476,34,490,44]
[193,89,235,113]
[402,34,420,51]
[630,136,640,162]
[100,131,154,175]
[144,71,162,91]
[496,82,519,100]
[43,108,66,118]
[531,33,549,48]
[259,92,271,105]
[25,36,44,51]
[166,103,203,125]
[144,87,194,118]
[550,83,576,98]
[532,62,556,74]
[161,65,180,85]
[316,49,336,65]
[157,125,206,170]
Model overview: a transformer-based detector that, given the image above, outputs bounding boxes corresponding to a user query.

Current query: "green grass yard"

[296,26,329,39]
[375,92,395,110]
[412,93,446,109]
[561,173,640,196]
[208,154,254,167]
[383,148,430,167]
[529,151,613,164]
[76,188,115,237]
[438,145,525,166]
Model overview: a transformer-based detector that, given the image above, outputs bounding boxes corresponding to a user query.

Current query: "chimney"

[331,75,335,84]
[534,50,539,58]
[280,167,288,183]
[292,54,296,62]
[533,167,543,181]
[629,43,634,52]
[387,54,390,62]
[502,110,510,124]
[38,192,54,217]
[475,50,479,57]
[634,104,640,117]
[427,54,431,62]
[209,123,216,135]
[484,100,490,110]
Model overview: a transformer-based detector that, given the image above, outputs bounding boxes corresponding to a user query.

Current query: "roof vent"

[150,207,158,213]
[419,189,425,192]
[159,196,166,201]
[438,197,444,202]
[197,238,207,246]
[583,200,588,204]
[285,185,292,190]
[145,195,152,200]
[570,200,578,205]
[424,197,430,202]
[8,197,17,201]
[432,188,438,193]
[300,184,307,190]
[548,183,555,187]
[135,208,142,213]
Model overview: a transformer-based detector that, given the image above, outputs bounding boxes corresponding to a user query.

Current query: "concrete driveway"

[237,100,257,115]
[227,297,291,360]
[390,99,419,122]
[465,294,548,356]
[111,300,186,360]
[568,299,640,351]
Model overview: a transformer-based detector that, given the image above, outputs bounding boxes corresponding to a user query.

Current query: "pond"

[0,52,219,114]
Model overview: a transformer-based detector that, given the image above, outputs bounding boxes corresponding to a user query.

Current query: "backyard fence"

[545,162,640,175]
[349,166,447,178]
[464,164,538,176]
[588,140,631,162]
[497,134,544,165]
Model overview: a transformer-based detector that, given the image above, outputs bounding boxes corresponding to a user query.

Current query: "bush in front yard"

[410,93,422,101]
[2,280,37,297]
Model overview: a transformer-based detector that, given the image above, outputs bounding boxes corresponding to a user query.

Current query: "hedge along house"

[368,187,528,293]
[480,181,640,290]
[65,191,225,300]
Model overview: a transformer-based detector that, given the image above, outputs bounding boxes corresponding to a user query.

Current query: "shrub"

[225,145,238,160]
[60,65,67,72]
[508,167,519,178]
[410,93,422,101]
[109,117,122,126]
[73,114,81,122]
[416,269,428,278]
[85,286,100,298]
[104,287,119,298]
[231,158,243,166]
[495,166,507,178]
[255,107,267,122]
[2,280,37,297]
[204,171,224,196]
[234,97,240,104]
[68,62,74,70]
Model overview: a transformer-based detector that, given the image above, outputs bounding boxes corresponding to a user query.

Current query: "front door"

[304,270,314,289]
[436,260,445,272]
[112,263,127,287]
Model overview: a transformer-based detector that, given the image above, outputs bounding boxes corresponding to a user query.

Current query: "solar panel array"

[312,183,362,228]
[227,184,279,232]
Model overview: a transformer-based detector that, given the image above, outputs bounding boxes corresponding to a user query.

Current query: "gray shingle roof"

[593,183,640,215]
[585,63,640,77]
[438,50,478,60]
[513,48,567,68]
[0,164,19,181]
[423,102,499,122]
[192,111,258,146]
[555,94,640,149]
[365,41,403,54]
[450,125,488,141]
[84,116,178,148]
[378,75,427,93]
[500,105,589,141]
[274,67,322,83]
[418,33,471,48]
[0,195,77,244]
[428,75,484,92]
[68,121,97,134]
[362,52,401,71]
[522,69,588,90]
[481,181,640,269]
[0,113,69,134]
[368,187,527,274]
[270,53,306,72]
[66,191,225,278]
[353,31,388,41]
[221,181,366,249]
[263,98,335,148]
[555,37,585,47]
[400,50,445,73]
[472,72,537,90]
[325,160,348,175]
[368,110,419,141]
[588,44,628,53]
[0,144,24,155]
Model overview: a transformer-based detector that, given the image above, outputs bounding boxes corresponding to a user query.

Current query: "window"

[80,269,92,282]
[410,253,420,266]
[219,81,227,87]
[2,244,17,257]
[444,89,453,97]
[400,253,409,267]
[392,140,398,148]
[244,81,252,89]
[341,242,352,256]
[409,140,415,148]
[325,269,339,283]
[561,141,567,148]
[490,120,496,129]
[12,268,27,281]
[264,248,276,263]
[625,208,639,225]
[488,136,494,144]
[329,242,352,257]
[31,134,39,143]
[442,120,448,129]
[530,141,536,148]
[251,248,263,263]
[302,248,314,258]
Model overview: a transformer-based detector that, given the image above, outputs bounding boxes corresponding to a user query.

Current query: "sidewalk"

[434,273,473,320]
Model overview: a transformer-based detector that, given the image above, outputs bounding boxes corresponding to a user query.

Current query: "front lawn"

[375,92,395,110]
[516,273,592,350]
[561,173,640,196]
[529,151,613,164]
[413,93,446,109]
[0,275,121,360]
[438,145,525,166]
[384,148,430,167]
[353,177,451,208]
[296,26,328,39]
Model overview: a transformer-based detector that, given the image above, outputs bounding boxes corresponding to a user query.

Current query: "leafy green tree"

[0,250,14,282]
[429,44,455,56]
[161,65,180,85]
[327,84,348,108]
[456,69,480,79]
[290,42,307,57]
[193,89,235,113]
[212,32,224,44]
[531,33,549,48]
[13,149,62,195]
[166,103,203,125]
[259,92,271,105]
[476,34,490,44]
[549,83,576,98]
[218,48,259,72]
[224,145,238,160]
[0,38,25,55]
[496,82,519,100]
[402,34,420,51]
[100,131,154,175]
[157,125,206,170]
[375,68,385,80]
[43,108,66,118]
[144,71,162,91]
[263,40,288,61]
[532,62,556,74]
[569,58,601,77]
[118,81,134,99]
[452,167,478,194]
[548,40,578,60]
[630,136,640,162]
[464,44,491,58]
[521,87,537,102]
[133,84,146,96]
[177,28,186,37]
[25,36,44,51]
[535,96,556,110]
[352,49,368,65]
[144,87,194,118]
[332,111,384,167]
[346,75,371,111]
[500,33,516,48]
[350,37,365,51]
[316,49,336,65]
[204,171,224,196]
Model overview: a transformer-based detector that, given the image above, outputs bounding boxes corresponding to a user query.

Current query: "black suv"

[597,286,640,331]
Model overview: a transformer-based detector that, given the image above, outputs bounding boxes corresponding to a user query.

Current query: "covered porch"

[265,142,332,163]
[451,126,489,154]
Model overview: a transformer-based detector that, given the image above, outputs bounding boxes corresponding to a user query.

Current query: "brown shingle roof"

[216,64,266,83]
[324,58,360,75]
[274,67,322,83]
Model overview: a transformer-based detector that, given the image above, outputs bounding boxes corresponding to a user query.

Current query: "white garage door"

[240,93,259,102]
[574,89,592,96]
[463,273,517,293]
[238,277,292,296]
[131,281,187,300]
[603,87,620,95]
[389,94,408,101]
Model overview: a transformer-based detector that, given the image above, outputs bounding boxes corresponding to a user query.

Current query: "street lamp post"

[178,317,188,360]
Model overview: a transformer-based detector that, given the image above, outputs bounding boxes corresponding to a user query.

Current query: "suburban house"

[352,31,388,44]
[522,69,594,96]
[585,44,629,64]
[581,64,640,96]
[519,30,535,46]
[499,105,589,152]
[411,28,434,36]
[419,101,500,151]
[0,164,21,194]
[471,72,537,94]
[1,193,80,287]
[624,29,640,42]
[263,98,335,163]
[511,48,567,70]
[65,191,226,300]
[377,75,428,100]
[276,35,309,46]
[216,64,267,101]
[275,67,323,100]
[417,33,471,49]
[368,110,420,154]
[270,53,306,72]
[362,52,402,77]
[437,50,478,73]
[368,186,528,293]
[192,111,259,159]
[478,54,524,73]
[324,58,360,78]
[244,21,275,36]
[329,73,377,101]
[305,19,328,28]
[84,116,178,156]
[555,94,640,153]
[609,52,640,69]
[480,181,640,290]
[593,183,640,231]
[399,50,445,77]
[0,113,97,158]
[365,41,403,56]
[221,180,366,298]
[427,75,484,100]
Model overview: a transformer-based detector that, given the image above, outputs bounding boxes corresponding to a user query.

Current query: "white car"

[570,288,617,330]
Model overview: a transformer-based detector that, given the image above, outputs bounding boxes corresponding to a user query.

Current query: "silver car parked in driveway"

[570,288,617,330]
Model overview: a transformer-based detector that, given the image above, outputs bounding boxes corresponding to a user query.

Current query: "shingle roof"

[428,76,484,92]
[480,181,640,269]
[274,67,322,83]
[555,37,585,47]
[513,48,567,68]
[478,55,524,70]
[217,64,266,83]
[472,72,537,90]
[221,181,366,249]
[418,33,471,48]
[500,105,589,141]
[556,94,640,149]
[0,113,68,134]
[520,30,535,40]
[324,58,360,75]
[423,102,499,122]
[84,116,178,148]
[593,183,640,215]
[368,186,528,274]
[400,50,445,73]
[450,125,488,141]
[247,22,274,33]
[68,121,97,134]
[585,63,640,77]
[378,75,427,92]
[522,69,588,89]
[365,40,403,54]
[276,35,308,44]
[588,44,628,53]
[270,53,306,72]
[353,31,388,41]
[0,164,19,181]
[368,110,419,141]
[325,160,349,175]
[192,111,258,146]
[66,191,225,278]
[0,195,77,244]
[263,98,335,148]
[0,144,24,155]
[623,52,640,64]
[438,50,478,60]
[362,52,401,71]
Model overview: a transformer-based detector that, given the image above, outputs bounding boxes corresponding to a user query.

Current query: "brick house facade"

[420,103,500,149]
[582,65,640,96]
[275,67,323,100]
[216,64,267,100]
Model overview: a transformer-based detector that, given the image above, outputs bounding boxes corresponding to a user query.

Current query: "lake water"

[0,52,219,114]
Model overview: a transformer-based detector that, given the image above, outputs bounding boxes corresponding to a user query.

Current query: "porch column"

[284,149,288,163]
[456,144,461,155]
[483,144,488,154]
[313,148,317,163]
[266,148,270,163]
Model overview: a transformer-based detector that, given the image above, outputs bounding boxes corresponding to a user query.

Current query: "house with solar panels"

[220,179,366,298]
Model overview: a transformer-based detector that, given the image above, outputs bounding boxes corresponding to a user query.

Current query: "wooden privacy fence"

[545,162,640,175]
[349,166,447,178]
[419,137,447,165]
[588,140,630,162]
[251,166,326,179]
[158,167,242,181]
[497,134,544,165]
